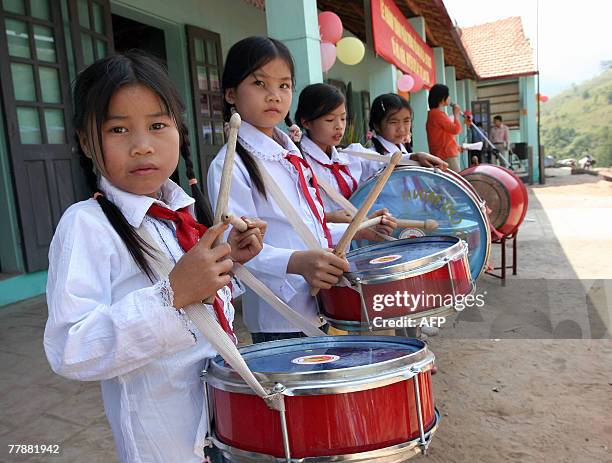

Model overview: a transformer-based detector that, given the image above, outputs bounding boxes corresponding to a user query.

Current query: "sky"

[443,0,612,97]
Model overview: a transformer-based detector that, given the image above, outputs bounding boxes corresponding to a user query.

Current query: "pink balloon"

[397,74,414,92]
[540,95,549,102]
[318,11,343,44]
[320,42,337,73]
[411,74,424,92]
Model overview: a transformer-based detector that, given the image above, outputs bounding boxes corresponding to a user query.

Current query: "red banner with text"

[371,0,435,88]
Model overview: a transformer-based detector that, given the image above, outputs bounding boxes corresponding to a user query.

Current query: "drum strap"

[257,159,321,251]
[317,177,397,244]
[135,227,324,408]
[340,148,420,166]
[317,177,358,216]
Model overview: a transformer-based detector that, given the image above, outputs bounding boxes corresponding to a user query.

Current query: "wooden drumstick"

[311,152,402,296]
[222,213,248,232]
[355,217,438,233]
[397,218,439,231]
[355,216,383,232]
[213,112,241,242]
[207,112,240,303]
[334,152,402,256]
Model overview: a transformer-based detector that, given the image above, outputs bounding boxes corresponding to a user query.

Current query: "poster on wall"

[371,0,436,88]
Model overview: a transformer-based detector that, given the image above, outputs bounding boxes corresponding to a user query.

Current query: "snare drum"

[318,236,474,332]
[350,166,491,279]
[203,336,439,462]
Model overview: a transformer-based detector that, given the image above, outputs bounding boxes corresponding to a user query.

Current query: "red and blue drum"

[204,336,439,462]
[350,166,491,280]
[460,165,529,237]
[318,236,474,332]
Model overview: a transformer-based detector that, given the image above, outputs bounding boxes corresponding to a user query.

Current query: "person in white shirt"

[369,93,448,167]
[207,37,395,343]
[489,115,510,165]
[44,52,266,463]
[295,85,446,220]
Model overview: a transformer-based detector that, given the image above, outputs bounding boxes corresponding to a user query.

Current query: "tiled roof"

[459,16,536,79]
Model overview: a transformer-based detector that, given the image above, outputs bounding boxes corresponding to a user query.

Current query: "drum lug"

[411,371,431,455]
[356,278,373,332]
[263,382,287,411]
[264,383,292,463]
[200,360,215,450]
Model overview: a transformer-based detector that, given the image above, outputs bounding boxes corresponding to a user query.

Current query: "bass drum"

[460,165,529,237]
[350,166,491,279]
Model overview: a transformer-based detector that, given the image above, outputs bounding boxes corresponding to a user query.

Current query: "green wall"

[0,93,24,275]
[113,0,267,187]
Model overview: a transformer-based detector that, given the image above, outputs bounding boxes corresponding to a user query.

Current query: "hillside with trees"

[541,65,612,167]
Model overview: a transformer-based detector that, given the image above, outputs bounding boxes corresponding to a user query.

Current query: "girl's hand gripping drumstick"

[311,152,402,296]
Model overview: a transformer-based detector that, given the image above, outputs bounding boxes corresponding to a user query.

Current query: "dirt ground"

[419,168,612,463]
[0,168,610,462]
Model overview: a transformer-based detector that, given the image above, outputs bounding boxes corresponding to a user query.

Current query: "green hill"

[541,68,612,167]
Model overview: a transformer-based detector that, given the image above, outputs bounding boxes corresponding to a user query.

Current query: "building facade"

[0,0,538,305]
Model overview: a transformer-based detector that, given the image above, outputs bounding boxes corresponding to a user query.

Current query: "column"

[520,75,539,181]
[364,0,396,101]
[408,16,429,152]
[265,0,322,117]
[456,79,468,168]
[368,60,397,101]
[433,47,445,84]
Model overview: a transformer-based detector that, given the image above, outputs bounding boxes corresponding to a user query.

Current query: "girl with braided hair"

[44,51,265,462]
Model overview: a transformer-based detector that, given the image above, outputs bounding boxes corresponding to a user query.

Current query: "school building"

[0,0,539,305]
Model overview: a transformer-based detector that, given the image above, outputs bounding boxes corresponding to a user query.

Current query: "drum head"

[209,336,429,382]
[350,166,490,279]
[345,236,463,282]
[460,173,510,229]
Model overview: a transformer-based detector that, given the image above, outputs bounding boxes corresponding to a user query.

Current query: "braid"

[236,141,267,199]
[179,123,213,227]
[371,137,386,155]
[76,138,156,281]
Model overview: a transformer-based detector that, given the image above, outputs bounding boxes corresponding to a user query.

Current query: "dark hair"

[494,115,503,122]
[369,93,412,155]
[428,84,450,109]
[73,51,213,280]
[295,83,345,130]
[221,36,296,198]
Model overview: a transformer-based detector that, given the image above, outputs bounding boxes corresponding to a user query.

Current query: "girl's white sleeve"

[207,157,298,302]
[44,208,196,382]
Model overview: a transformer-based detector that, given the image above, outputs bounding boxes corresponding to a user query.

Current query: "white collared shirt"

[306,137,418,212]
[44,177,233,463]
[207,121,347,333]
[374,134,410,155]
[300,135,360,212]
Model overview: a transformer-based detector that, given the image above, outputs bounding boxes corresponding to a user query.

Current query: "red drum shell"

[460,165,528,236]
[319,237,473,328]
[319,256,471,323]
[211,371,435,458]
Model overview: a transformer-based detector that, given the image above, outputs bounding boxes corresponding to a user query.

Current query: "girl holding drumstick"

[44,52,265,462]
[207,37,395,343]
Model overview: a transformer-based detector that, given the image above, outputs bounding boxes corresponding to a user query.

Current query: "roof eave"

[477,70,539,81]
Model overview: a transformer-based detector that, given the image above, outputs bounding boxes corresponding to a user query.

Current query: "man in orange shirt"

[426,84,463,171]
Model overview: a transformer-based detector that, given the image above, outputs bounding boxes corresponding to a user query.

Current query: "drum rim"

[350,165,491,279]
[204,336,434,395]
[344,236,467,284]
[208,408,441,462]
